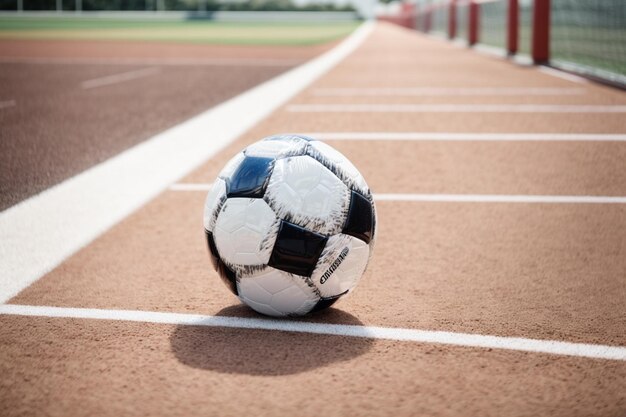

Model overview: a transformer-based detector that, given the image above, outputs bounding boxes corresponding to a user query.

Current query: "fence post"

[468,0,479,46]
[507,0,519,55]
[415,2,421,31]
[448,0,457,39]
[532,0,550,63]
[401,2,415,29]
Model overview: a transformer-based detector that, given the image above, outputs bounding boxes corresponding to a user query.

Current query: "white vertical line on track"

[0,21,375,304]
[0,99,16,109]
[81,67,161,89]
[1,304,624,361]
[311,87,587,96]
[287,104,626,113]
[167,184,626,204]
[303,132,626,142]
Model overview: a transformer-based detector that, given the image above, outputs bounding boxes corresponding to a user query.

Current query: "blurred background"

[0,0,623,90]
[377,0,625,85]
[0,0,624,211]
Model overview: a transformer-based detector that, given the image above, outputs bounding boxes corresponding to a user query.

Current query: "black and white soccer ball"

[203,134,376,317]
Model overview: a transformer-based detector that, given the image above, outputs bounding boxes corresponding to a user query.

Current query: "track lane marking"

[312,87,587,96]
[287,104,626,113]
[168,185,626,203]
[304,132,626,142]
[0,99,16,109]
[170,183,216,191]
[0,22,374,305]
[1,304,624,361]
[0,57,302,67]
[373,194,626,203]
[81,67,161,89]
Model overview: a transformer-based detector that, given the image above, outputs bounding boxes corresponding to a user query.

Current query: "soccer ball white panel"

[265,156,350,236]
[311,234,370,298]
[203,178,227,233]
[218,152,245,180]
[213,198,278,268]
[307,141,369,196]
[237,267,319,317]
[245,137,308,159]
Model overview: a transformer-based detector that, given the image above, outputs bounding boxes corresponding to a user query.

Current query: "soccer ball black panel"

[205,230,238,296]
[226,156,274,198]
[268,220,328,277]
[343,190,375,244]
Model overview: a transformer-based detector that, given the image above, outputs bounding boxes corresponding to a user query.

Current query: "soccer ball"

[203,134,376,317]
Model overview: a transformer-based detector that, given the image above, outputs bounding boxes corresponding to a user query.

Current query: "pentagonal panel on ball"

[213,198,278,269]
[268,220,328,277]
[264,155,350,236]
[237,267,319,317]
[310,233,370,298]
[342,190,376,244]
[226,156,275,198]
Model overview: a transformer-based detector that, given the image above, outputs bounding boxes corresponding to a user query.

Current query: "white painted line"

[0,22,374,304]
[0,56,302,67]
[312,87,586,96]
[81,67,161,89]
[169,183,215,191]
[304,132,626,142]
[538,66,590,84]
[374,194,626,204]
[471,43,510,59]
[1,304,624,361]
[167,185,626,204]
[287,104,626,113]
[0,99,16,109]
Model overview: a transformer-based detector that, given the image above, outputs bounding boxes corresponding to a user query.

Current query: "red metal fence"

[378,0,552,64]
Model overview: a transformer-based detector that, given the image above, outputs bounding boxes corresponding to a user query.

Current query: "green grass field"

[0,17,360,46]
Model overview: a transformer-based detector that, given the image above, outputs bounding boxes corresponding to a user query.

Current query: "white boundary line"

[304,132,626,142]
[169,183,215,191]
[0,22,374,305]
[287,104,626,113]
[81,67,161,89]
[167,185,626,204]
[1,304,624,361]
[311,87,587,96]
[374,194,626,204]
[0,99,16,109]
[0,56,303,67]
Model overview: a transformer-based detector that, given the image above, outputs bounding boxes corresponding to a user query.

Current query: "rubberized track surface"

[1,23,626,416]
[0,39,329,210]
